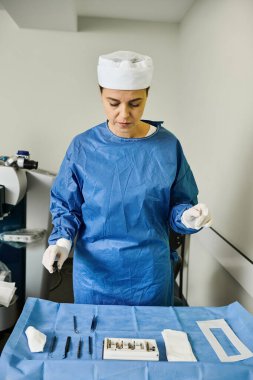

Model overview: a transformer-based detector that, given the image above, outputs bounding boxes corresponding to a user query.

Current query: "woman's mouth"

[118,122,131,127]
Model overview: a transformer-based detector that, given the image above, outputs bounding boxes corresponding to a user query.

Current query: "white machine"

[0,153,55,330]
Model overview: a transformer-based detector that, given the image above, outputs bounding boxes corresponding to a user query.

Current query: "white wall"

[178,0,253,310]
[186,232,253,314]
[178,0,253,258]
[0,11,179,172]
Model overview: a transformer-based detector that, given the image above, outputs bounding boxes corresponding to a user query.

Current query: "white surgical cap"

[97,50,153,90]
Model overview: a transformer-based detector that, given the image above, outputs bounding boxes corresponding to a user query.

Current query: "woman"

[42,51,211,306]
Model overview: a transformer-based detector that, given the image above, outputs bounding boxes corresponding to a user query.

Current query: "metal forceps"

[63,336,71,359]
[49,335,57,358]
[73,315,80,334]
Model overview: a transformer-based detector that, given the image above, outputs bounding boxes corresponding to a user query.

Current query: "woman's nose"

[119,105,130,118]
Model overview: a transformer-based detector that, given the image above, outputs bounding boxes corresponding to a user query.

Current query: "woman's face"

[101,88,148,137]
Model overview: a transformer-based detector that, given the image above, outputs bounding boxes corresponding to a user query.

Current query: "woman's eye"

[109,103,140,108]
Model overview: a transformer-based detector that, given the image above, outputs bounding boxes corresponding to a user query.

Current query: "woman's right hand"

[42,238,71,273]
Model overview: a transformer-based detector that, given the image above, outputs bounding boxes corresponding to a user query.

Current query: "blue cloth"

[48,121,199,306]
[1,298,253,379]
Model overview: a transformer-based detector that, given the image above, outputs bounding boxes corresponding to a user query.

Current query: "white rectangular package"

[103,337,159,361]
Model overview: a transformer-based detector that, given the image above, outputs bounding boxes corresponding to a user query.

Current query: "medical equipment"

[63,336,71,359]
[162,329,197,362]
[0,153,55,331]
[89,336,93,355]
[3,151,38,170]
[0,295,18,330]
[49,335,57,357]
[77,338,82,358]
[0,185,5,219]
[2,298,253,379]
[25,326,47,353]
[52,261,59,273]
[0,261,11,282]
[90,315,97,331]
[0,163,27,217]
[73,315,79,334]
[103,338,159,361]
[197,319,253,362]
[0,228,46,244]
[0,281,16,307]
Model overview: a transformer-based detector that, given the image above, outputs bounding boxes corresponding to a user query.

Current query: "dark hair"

[99,86,150,95]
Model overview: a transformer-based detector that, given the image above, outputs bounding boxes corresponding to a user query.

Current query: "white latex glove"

[42,238,71,273]
[181,203,212,230]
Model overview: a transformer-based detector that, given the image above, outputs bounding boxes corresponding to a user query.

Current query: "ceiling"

[0,0,196,32]
[76,0,196,23]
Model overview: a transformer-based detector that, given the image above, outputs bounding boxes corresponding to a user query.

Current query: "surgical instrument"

[89,336,93,356]
[53,261,59,273]
[90,315,97,331]
[73,315,79,334]
[63,336,71,359]
[77,338,82,358]
[49,335,57,357]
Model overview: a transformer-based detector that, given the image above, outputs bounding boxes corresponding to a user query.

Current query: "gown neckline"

[104,120,162,143]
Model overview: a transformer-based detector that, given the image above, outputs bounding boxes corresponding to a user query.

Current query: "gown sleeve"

[48,138,85,245]
[169,140,200,235]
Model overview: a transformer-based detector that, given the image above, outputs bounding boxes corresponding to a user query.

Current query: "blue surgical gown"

[48,121,199,306]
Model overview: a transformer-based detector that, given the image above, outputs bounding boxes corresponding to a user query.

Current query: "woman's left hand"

[181,203,212,230]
